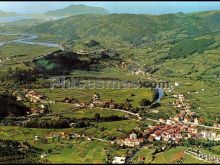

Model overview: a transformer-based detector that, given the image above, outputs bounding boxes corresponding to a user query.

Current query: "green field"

[47,139,108,164]
[36,88,154,107]
[0,34,26,42]
[152,146,207,164]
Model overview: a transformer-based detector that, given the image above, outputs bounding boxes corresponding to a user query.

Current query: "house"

[183,118,189,123]
[34,136,39,141]
[25,91,47,103]
[159,118,165,123]
[16,96,22,101]
[148,135,155,142]
[40,154,47,159]
[194,118,199,125]
[112,157,126,164]
[88,103,94,108]
[154,132,162,141]
[138,156,146,162]
[31,108,41,114]
[175,82,179,87]
[173,116,180,122]
[188,126,198,134]
[213,123,220,128]
[121,133,144,147]
[77,50,88,55]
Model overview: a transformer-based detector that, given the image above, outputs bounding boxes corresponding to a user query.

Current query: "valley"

[0,3,220,164]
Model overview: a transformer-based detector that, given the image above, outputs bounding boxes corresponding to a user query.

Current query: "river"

[155,86,164,103]
[0,32,59,48]
[0,15,33,23]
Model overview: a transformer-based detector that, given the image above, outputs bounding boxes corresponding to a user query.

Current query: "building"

[175,82,179,87]
[40,154,47,159]
[124,133,143,147]
[213,123,220,128]
[25,90,47,103]
[112,157,126,164]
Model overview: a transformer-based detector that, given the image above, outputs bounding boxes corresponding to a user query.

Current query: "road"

[102,107,220,131]
[187,122,220,130]
[103,108,139,117]
[91,137,113,143]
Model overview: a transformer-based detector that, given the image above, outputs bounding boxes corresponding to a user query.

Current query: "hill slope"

[29,11,220,44]
[45,4,109,16]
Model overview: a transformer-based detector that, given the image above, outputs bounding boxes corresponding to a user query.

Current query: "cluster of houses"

[0,57,10,63]
[172,94,191,111]
[112,156,126,164]
[185,148,220,164]
[131,68,145,76]
[34,131,91,142]
[213,123,220,128]
[76,50,89,55]
[200,130,220,141]
[116,133,143,147]
[25,90,48,103]
[172,94,199,124]
[68,93,118,109]
[145,122,198,143]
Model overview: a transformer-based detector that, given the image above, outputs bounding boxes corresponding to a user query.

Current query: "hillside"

[28,11,220,82]
[29,11,220,45]
[33,49,121,76]
[45,4,109,16]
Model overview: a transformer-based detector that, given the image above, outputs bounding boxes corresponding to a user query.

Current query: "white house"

[112,157,126,164]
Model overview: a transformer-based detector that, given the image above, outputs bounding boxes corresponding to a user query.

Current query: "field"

[47,139,108,164]
[71,119,141,139]
[36,88,154,107]
[131,146,155,163]
[0,43,58,61]
[0,34,25,42]
[152,146,207,164]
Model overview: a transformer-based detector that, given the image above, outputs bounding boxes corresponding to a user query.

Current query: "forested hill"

[28,11,220,44]
[45,4,109,16]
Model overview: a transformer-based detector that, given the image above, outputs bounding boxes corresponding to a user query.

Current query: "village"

[6,86,219,164]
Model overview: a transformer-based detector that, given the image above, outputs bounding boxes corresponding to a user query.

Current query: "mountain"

[29,11,220,45]
[28,10,220,82]
[45,4,109,16]
[0,10,17,17]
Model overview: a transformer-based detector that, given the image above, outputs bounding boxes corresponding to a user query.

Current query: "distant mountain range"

[0,10,17,17]
[45,4,109,16]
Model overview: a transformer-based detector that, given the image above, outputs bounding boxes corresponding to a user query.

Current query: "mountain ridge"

[45,4,109,16]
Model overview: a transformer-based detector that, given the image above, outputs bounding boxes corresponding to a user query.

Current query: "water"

[155,87,164,103]
[0,32,59,48]
[0,16,33,23]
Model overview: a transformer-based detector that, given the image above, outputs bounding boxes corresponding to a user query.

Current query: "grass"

[72,119,141,139]
[152,146,207,164]
[0,34,25,42]
[36,88,154,107]
[47,139,108,164]
[0,43,58,61]
[131,146,155,163]
[0,125,71,141]
[62,107,125,118]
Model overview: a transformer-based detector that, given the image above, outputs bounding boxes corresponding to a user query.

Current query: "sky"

[1,1,220,15]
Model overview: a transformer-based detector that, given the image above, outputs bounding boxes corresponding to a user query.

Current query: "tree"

[139,98,152,107]
[95,113,101,122]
